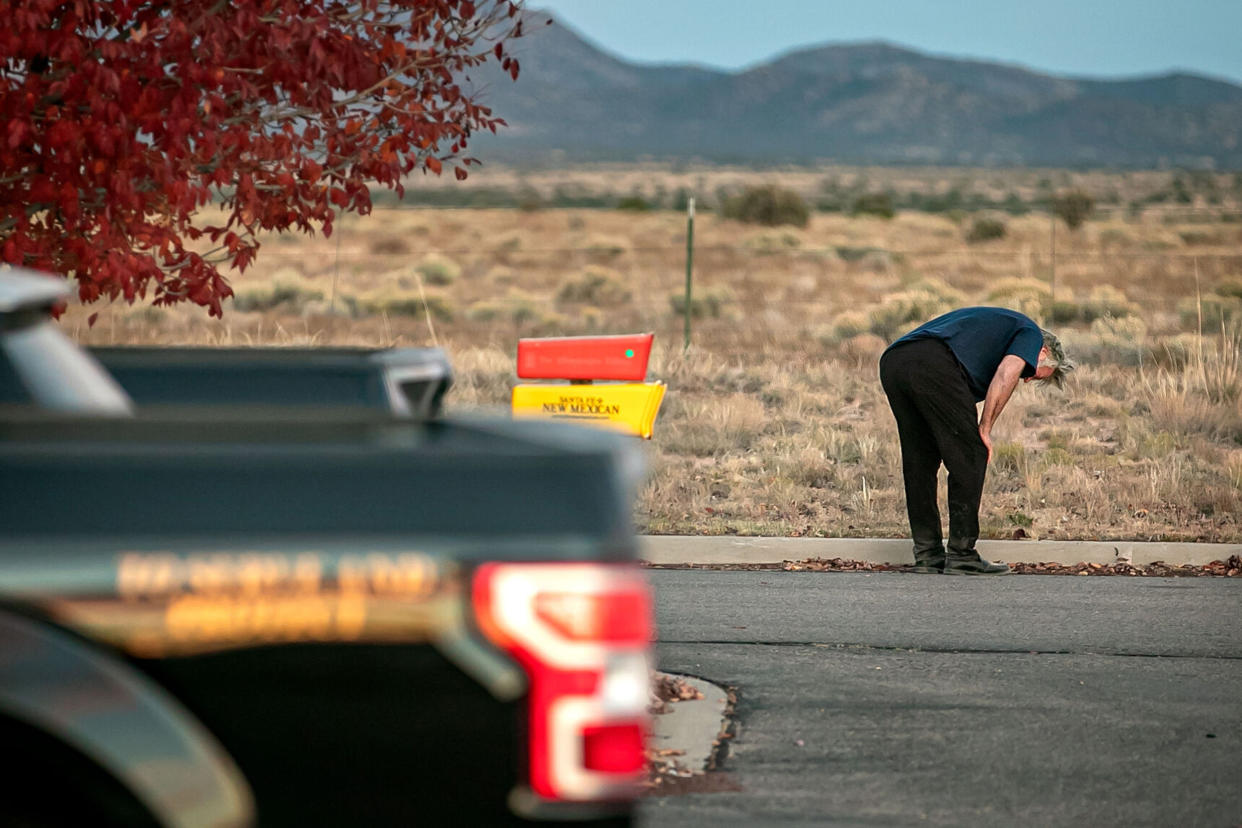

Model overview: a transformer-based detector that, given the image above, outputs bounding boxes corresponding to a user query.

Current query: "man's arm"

[977,354,1027,463]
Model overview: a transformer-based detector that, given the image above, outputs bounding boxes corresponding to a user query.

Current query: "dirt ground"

[61,166,1242,543]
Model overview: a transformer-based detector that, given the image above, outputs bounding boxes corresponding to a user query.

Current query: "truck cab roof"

[0,267,69,315]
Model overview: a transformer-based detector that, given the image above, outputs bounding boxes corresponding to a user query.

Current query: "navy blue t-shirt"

[886,307,1043,401]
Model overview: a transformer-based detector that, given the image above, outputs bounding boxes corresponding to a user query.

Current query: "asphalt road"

[638,570,1242,827]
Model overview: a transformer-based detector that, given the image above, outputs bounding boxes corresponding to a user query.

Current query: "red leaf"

[7,120,27,149]
[0,0,519,316]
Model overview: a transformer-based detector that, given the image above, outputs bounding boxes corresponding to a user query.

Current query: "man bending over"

[879,307,1073,575]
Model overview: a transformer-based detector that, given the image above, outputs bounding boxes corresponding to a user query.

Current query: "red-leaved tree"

[0,0,525,316]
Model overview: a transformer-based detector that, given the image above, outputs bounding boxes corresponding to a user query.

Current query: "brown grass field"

[62,166,1242,544]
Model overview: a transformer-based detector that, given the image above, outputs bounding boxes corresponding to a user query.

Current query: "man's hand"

[979,426,993,464]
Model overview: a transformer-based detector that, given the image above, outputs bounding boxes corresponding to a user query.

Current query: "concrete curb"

[640,536,1242,567]
[649,673,730,773]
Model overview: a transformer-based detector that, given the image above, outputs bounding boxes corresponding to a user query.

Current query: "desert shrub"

[867,288,958,340]
[815,195,846,213]
[133,305,167,323]
[1215,277,1242,300]
[993,292,1046,323]
[516,185,542,212]
[1050,189,1094,230]
[668,285,737,319]
[991,442,1025,474]
[584,235,630,259]
[566,306,605,333]
[415,253,461,286]
[835,245,885,263]
[1042,448,1076,467]
[486,265,515,286]
[1179,230,1221,246]
[300,294,363,318]
[966,216,1007,243]
[362,290,454,321]
[525,311,571,336]
[1078,315,1150,366]
[743,230,802,254]
[465,300,503,322]
[721,185,810,228]
[839,333,886,364]
[556,266,633,307]
[907,277,966,306]
[1178,293,1242,330]
[828,310,870,342]
[1049,300,1082,324]
[857,249,894,273]
[465,291,565,329]
[1151,333,1200,369]
[1092,315,1147,340]
[546,185,613,209]
[1080,285,1138,321]
[232,281,323,312]
[369,236,410,256]
[986,277,1049,319]
[987,277,1049,303]
[502,290,542,326]
[499,289,569,333]
[616,194,650,211]
[851,192,896,219]
[1007,511,1034,528]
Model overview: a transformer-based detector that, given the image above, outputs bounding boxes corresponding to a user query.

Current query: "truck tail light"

[582,723,646,773]
[472,563,653,803]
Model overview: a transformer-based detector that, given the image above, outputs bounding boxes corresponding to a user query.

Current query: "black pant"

[879,338,988,552]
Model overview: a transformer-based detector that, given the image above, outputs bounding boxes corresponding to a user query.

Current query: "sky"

[531,0,1242,84]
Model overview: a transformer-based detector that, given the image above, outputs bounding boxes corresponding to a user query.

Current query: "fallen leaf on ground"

[644,555,1242,577]
[649,673,705,715]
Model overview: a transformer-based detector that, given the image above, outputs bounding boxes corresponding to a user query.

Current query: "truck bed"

[0,410,637,546]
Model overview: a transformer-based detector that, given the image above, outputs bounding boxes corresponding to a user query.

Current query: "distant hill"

[465,13,1242,168]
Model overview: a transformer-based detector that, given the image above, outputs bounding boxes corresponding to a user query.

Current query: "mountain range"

[466,12,1242,168]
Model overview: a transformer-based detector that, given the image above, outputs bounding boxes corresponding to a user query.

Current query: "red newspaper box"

[516,333,654,382]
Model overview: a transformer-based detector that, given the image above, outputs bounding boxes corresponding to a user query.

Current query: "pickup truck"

[0,269,652,827]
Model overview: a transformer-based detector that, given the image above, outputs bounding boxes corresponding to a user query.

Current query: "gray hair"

[1039,329,1075,390]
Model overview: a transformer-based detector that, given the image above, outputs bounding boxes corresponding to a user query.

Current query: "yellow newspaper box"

[510,334,666,438]
[511,382,666,439]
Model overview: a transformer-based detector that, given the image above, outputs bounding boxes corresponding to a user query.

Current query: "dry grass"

[61,166,1242,543]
